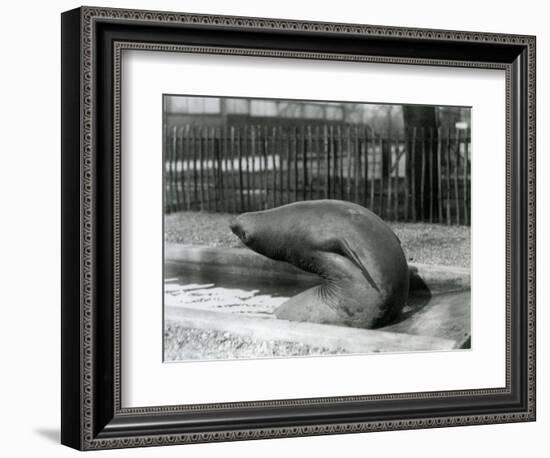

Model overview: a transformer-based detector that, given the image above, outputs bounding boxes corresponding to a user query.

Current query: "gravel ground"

[165,211,470,267]
[164,321,347,361]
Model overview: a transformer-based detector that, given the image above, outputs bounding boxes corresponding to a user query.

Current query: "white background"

[123,52,505,406]
[0,0,546,457]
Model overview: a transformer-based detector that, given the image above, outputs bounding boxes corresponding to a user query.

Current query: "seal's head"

[229,212,287,261]
[229,214,261,250]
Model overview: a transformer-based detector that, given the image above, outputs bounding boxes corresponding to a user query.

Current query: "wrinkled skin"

[230,200,409,328]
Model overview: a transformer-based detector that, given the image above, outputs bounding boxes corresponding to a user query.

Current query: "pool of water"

[164,261,470,345]
[165,262,318,318]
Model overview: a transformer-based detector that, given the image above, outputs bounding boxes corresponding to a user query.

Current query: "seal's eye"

[241,231,247,242]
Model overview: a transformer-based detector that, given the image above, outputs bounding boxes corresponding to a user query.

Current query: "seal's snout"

[229,218,241,237]
[230,217,248,243]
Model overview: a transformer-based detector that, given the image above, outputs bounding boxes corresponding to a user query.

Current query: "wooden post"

[429,127,441,223]
[215,127,224,212]
[292,126,300,202]
[184,126,191,210]
[349,126,356,204]
[378,135,384,217]
[393,138,399,221]
[436,127,442,223]
[463,129,470,225]
[228,126,236,213]
[411,127,417,222]
[324,124,330,198]
[454,128,460,225]
[170,126,177,212]
[279,126,284,206]
[386,138,392,219]
[335,126,345,200]
[315,125,321,200]
[421,127,426,222]
[236,127,244,212]
[404,128,413,221]
[307,125,314,199]
[179,126,187,211]
[368,129,375,211]
[221,126,228,213]
[271,126,278,208]
[302,126,308,201]
[164,125,170,213]
[362,127,368,208]
[445,126,451,225]
[286,127,292,204]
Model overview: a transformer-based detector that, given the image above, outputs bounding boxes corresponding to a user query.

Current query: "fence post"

[378,135,384,217]
[307,125,314,199]
[463,128,470,225]
[369,128,375,211]
[404,128,413,221]
[445,126,451,225]
[323,124,330,199]
[411,127,417,222]
[420,127,432,221]
[436,127,442,223]
[393,137,399,221]
[428,128,433,223]
[454,128,460,225]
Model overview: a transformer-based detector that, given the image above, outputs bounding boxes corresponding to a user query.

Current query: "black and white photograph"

[163,95,471,362]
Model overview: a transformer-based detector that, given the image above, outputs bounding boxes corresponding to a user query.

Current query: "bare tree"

[403,106,439,220]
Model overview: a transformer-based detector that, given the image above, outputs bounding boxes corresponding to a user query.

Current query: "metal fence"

[164,123,471,225]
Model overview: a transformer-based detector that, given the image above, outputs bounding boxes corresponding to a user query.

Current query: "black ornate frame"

[61,6,536,450]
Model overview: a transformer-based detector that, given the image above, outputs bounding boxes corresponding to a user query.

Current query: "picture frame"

[61,5,536,450]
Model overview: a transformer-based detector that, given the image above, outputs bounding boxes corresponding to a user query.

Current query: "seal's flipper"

[330,239,381,293]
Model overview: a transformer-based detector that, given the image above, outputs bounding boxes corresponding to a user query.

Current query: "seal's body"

[230,200,409,328]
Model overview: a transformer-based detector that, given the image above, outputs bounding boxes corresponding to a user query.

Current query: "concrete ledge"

[166,306,457,353]
[165,243,470,293]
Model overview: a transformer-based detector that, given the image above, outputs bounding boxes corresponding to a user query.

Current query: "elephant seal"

[229,200,409,329]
